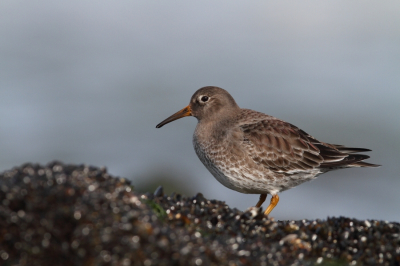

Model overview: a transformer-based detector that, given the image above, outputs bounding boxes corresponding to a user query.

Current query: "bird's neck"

[195,111,239,142]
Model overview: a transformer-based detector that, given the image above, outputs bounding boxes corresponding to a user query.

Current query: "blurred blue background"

[1,1,399,221]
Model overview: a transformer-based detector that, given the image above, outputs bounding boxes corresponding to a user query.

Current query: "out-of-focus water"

[1,1,399,221]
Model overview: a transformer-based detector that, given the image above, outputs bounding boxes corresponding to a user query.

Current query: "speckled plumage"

[156,86,379,215]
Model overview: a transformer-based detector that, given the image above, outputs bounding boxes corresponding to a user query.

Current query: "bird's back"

[236,109,380,175]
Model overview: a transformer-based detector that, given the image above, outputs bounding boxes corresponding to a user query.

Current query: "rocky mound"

[0,162,399,265]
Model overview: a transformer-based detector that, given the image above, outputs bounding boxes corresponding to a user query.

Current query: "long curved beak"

[156,105,192,128]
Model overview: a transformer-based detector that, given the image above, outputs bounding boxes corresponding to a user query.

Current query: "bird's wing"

[239,117,369,173]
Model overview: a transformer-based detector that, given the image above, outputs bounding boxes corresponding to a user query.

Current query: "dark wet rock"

[0,162,399,266]
[153,185,164,197]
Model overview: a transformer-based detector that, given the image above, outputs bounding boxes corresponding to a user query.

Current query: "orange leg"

[255,194,267,208]
[264,194,279,215]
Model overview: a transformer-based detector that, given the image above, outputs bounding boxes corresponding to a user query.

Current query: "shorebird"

[156,86,379,215]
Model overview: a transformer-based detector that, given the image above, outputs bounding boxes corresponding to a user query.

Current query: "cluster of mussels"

[0,162,399,266]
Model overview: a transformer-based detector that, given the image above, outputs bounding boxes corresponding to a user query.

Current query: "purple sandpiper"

[156,86,379,215]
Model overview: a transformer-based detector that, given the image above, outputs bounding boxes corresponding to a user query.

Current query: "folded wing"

[239,116,379,173]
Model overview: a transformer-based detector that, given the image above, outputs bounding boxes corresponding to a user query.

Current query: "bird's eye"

[200,96,209,102]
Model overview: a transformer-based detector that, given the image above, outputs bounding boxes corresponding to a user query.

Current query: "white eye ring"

[199,95,209,102]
